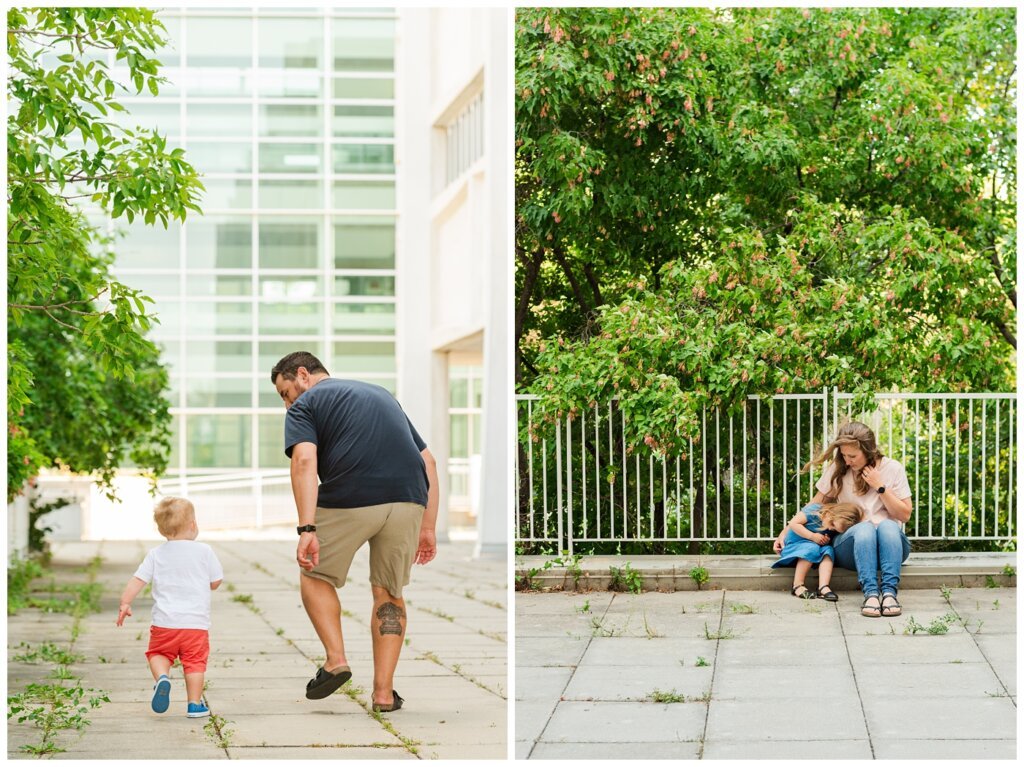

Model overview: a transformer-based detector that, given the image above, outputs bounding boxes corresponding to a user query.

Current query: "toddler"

[772,502,862,601]
[116,497,223,717]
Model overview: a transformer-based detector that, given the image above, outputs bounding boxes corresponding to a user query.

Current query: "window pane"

[168,415,182,468]
[333,18,395,71]
[333,181,394,209]
[257,18,322,69]
[258,219,320,268]
[187,340,253,373]
[259,179,322,209]
[332,106,393,137]
[450,377,468,408]
[113,220,180,269]
[259,341,322,374]
[259,302,323,335]
[186,16,253,67]
[332,341,395,373]
[154,17,181,68]
[334,217,394,268]
[259,275,322,299]
[187,103,252,138]
[185,301,253,335]
[450,413,469,458]
[185,376,253,408]
[186,274,253,297]
[259,143,322,174]
[334,276,394,297]
[186,217,253,270]
[114,101,181,138]
[259,104,321,137]
[186,142,253,174]
[203,179,253,209]
[122,272,181,298]
[186,414,251,469]
[332,303,395,335]
[332,77,394,99]
[149,300,182,339]
[258,414,290,468]
[183,68,253,97]
[256,70,322,98]
[332,143,394,174]
[157,338,182,375]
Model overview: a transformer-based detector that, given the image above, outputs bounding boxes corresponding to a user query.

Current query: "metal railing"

[516,389,1017,553]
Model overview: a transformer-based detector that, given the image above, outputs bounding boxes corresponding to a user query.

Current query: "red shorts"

[145,626,210,674]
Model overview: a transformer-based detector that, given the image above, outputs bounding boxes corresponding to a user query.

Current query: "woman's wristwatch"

[876,486,886,494]
[297,524,317,534]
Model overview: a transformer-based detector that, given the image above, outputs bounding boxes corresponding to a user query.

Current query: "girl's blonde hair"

[802,421,884,499]
[154,497,195,537]
[819,502,862,533]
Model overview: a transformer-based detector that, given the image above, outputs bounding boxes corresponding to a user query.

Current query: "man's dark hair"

[270,351,329,383]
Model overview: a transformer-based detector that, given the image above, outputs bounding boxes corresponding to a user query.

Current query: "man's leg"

[832,521,880,597]
[370,585,406,707]
[300,574,348,671]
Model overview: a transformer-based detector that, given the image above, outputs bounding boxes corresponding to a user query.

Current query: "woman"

[773,421,913,617]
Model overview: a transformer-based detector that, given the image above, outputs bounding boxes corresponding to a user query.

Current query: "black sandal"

[817,585,838,602]
[880,593,902,617]
[372,690,404,713]
[861,595,881,617]
[791,584,814,599]
[305,665,352,700]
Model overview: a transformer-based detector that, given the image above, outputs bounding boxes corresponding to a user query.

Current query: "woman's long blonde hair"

[802,421,884,499]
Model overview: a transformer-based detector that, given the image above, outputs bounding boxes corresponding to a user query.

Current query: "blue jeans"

[832,520,911,597]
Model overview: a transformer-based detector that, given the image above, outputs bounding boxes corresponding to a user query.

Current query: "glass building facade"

[88,8,401,526]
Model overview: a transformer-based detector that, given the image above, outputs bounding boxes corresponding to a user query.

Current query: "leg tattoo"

[376,602,404,636]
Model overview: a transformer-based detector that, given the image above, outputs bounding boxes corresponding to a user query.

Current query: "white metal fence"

[516,390,1017,553]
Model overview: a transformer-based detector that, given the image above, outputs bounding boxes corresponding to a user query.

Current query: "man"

[270,351,438,712]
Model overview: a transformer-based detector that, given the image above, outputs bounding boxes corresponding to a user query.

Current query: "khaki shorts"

[302,502,424,598]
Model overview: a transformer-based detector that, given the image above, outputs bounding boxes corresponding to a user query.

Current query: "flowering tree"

[7,8,203,499]
[516,7,1015,553]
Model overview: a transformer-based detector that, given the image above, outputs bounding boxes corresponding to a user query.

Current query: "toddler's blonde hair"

[154,497,195,538]
[820,502,862,532]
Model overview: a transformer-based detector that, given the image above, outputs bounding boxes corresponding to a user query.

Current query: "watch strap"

[297,524,317,534]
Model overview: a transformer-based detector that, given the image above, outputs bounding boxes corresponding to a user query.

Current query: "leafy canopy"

[7,7,203,499]
[516,7,1016,450]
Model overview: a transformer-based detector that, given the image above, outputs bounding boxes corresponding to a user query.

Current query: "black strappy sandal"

[880,593,902,617]
[791,584,814,599]
[817,585,838,602]
[861,595,881,617]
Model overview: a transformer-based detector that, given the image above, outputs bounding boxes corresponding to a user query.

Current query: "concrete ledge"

[515,552,1017,591]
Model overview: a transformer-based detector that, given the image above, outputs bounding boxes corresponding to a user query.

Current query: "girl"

[772,502,863,601]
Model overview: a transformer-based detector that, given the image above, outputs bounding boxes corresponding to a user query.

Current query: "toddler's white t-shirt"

[134,540,224,630]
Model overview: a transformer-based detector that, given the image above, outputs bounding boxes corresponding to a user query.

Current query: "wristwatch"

[877,486,886,495]
[296,524,317,534]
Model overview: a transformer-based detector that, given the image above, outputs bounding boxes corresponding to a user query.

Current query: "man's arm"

[291,441,320,570]
[415,448,439,565]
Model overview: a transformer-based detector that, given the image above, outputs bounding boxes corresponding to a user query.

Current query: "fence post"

[556,416,564,553]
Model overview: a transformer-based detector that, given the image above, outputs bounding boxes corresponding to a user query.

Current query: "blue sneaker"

[186,700,210,718]
[151,675,171,714]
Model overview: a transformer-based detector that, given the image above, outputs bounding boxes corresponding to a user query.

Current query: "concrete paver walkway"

[8,540,506,760]
[516,587,1016,759]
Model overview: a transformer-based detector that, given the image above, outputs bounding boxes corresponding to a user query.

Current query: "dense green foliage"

[7,8,203,499]
[515,8,1016,553]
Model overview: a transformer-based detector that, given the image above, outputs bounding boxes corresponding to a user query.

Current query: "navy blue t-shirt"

[283,378,429,509]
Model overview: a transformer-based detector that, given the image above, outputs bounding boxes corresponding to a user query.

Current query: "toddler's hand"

[116,603,132,626]
[815,534,829,546]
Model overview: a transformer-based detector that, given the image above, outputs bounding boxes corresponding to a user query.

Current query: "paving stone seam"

[944,593,1017,705]
[528,592,612,759]
[696,590,727,759]
[835,598,876,760]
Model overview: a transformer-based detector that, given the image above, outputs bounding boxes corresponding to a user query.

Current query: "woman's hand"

[861,464,883,490]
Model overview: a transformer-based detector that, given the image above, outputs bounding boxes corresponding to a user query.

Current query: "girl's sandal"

[880,593,902,617]
[817,585,839,602]
[791,584,814,599]
[861,595,881,617]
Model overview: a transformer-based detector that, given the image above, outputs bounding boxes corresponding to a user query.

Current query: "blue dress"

[771,504,836,569]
